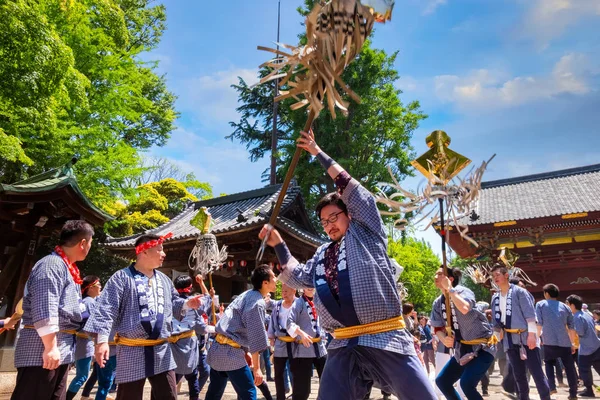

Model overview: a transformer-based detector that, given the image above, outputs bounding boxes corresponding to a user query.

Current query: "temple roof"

[468,163,600,225]
[0,159,113,225]
[104,183,326,248]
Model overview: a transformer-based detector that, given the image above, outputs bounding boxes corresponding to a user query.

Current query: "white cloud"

[176,67,259,125]
[422,0,447,15]
[522,0,600,47]
[431,53,596,112]
[153,127,269,195]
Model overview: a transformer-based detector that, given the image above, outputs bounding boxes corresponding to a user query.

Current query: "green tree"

[388,237,440,313]
[228,2,425,212]
[106,178,211,237]
[0,0,177,210]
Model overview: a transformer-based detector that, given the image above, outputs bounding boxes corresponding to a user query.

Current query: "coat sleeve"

[275,242,320,289]
[84,272,125,342]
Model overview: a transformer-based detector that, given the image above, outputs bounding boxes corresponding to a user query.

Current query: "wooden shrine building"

[445,163,600,303]
[104,183,325,302]
[0,159,112,370]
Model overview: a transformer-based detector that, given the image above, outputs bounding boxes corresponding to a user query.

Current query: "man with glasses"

[259,130,436,400]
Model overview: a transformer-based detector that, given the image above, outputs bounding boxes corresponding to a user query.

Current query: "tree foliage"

[228,2,425,212]
[388,237,440,313]
[106,177,208,237]
[0,0,177,209]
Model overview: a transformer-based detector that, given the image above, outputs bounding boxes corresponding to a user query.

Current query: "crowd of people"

[4,130,600,400]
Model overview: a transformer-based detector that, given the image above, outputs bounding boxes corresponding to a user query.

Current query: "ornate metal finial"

[411,130,472,185]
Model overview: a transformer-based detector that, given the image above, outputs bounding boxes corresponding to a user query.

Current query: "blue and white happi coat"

[74,296,98,360]
[267,299,294,358]
[15,253,83,368]
[491,284,536,349]
[171,293,212,375]
[430,285,495,360]
[287,297,327,358]
[84,264,186,384]
[207,289,269,371]
[276,178,415,356]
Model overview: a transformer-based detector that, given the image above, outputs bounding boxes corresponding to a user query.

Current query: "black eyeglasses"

[320,211,345,228]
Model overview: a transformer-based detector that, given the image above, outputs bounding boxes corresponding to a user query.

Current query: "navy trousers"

[205,366,256,400]
[317,346,436,400]
[436,351,494,400]
[506,346,551,400]
[578,346,600,391]
[543,345,578,397]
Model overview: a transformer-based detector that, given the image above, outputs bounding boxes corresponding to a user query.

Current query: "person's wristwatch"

[449,288,457,294]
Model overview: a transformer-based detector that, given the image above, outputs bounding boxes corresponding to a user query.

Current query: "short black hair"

[251,264,273,291]
[543,283,559,298]
[135,234,161,248]
[81,275,99,298]
[566,294,583,310]
[402,302,414,315]
[593,309,600,317]
[315,192,348,220]
[174,275,193,290]
[509,277,524,286]
[491,264,508,275]
[59,220,94,246]
[444,266,462,287]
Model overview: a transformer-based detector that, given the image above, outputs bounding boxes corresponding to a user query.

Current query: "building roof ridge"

[482,163,600,189]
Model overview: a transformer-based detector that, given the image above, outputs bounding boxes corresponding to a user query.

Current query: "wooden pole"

[267,109,317,227]
[209,272,216,326]
[439,198,453,337]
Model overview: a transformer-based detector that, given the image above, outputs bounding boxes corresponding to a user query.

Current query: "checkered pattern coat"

[74,296,98,360]
[207,289,269,371]
[277,178,415,356]
[84,267,186,383]
[430,285,495,360]
[287,297,327,358]
[492,285,536,349]
[14,253,83,368]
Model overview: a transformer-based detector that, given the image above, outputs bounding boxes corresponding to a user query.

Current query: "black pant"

[274,357,289,400]
[506,346,551,400]
[116,369,177,400]
[11,364,71,400]
[543,345,578,397]
[579,346,600,391]
[289,356,326,400]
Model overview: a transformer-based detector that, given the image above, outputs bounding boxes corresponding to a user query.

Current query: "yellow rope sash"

[333,316,406,340]
[115,330,196,347]
[277,336,322,343]
[215,333,242,349]
[460,335,499,346]
[504,328,526,334]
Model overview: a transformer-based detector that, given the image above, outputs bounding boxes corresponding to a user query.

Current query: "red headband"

[81,278,100,294]
[135,232,173,255]
[176,284,193,294]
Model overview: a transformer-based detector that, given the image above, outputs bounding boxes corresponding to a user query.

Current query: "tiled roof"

[105,183,326,248]
[468,163,600,225]
[0,160,112,222]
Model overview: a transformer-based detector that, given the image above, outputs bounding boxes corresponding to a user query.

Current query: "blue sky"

[147,0,600,252]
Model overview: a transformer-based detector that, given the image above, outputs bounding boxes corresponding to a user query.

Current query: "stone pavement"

[0,366,598,399]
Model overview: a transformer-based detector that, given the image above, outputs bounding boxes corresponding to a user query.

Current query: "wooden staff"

[209,273,216,326]
[439,198,453,337]
[268,109,317,227]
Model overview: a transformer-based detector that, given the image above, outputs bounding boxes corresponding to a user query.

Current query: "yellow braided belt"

[333,316,406,340]
[460,335,499,346]
[504,328,526,334]
[114,330,196,347]
[215,333,242,349]
[277,336,322,343]
[24,325,90,339]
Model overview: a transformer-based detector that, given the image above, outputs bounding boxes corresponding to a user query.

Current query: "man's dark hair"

[509,277,525,286]
[419,315,428,322]
[593,309,600,317]
[315,192,348,219]
[444,266,462,287]
[135,234,161,248]
[491,264,509,275]
[402,302,414,315]
[174,275,193,290]
[566,294,583,310]
[251,264,273,291]
[81,275,99,298]
[59,220,94,246]
[543,283,560,298]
